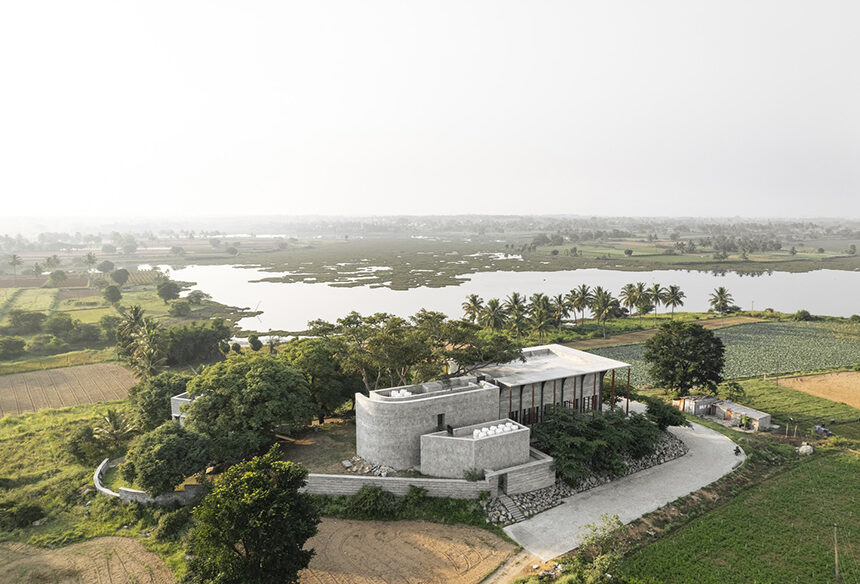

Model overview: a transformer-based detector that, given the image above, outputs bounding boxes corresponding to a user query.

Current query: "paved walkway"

[504,406,744,560]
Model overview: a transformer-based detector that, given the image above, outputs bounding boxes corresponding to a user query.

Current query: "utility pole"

[834,524,840,583]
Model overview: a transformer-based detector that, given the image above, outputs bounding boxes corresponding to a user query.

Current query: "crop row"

[593,321,860,385]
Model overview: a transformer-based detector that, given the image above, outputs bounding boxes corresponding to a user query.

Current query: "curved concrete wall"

[356,385,499,470]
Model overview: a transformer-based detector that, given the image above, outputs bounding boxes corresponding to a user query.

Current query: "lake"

[161,264,860,333]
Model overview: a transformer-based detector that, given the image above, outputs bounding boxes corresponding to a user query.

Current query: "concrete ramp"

[504,419,744,560]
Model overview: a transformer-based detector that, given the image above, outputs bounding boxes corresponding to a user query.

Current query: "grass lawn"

[619,452,859,583]
[0,289,57,325]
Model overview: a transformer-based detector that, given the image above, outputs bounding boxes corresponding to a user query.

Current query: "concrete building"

[355,344,631,492]
[170,392,193,425]
[672,395,771,431]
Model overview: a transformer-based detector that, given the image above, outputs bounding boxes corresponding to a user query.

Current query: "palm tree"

[566,285,593,326]
[709,286,735,315]
[633,282,648,320]
[93,409,137,450]
[461,294,484,323]
[479,298,507,331]
[130,319,166,379]
[648,283,666,325]
[44,255,60,269]
[504,293,528,338]
[550,294,570,328]
[7,254,22,277]
[664,285,686,318]
[590,286,620,339]
[82,252,97,270]
[529,303,554,341]
[619,283,639,317]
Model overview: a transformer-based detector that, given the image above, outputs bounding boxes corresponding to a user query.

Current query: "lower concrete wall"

[486,448,555,495]
[94,458,204,506]
[302,473,498,499]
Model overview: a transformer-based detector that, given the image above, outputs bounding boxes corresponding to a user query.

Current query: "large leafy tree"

[187,446,319,584]
[282,337,364,422]
[156,280,181,304]
[184,354,315,461]
[121,421,209,495]
[643,321,725,396]
[442,319,523,375]
[129,371,192,431]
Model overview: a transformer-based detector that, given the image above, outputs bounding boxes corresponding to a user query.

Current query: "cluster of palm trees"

[117,305,166,379]
[462,282,687,339]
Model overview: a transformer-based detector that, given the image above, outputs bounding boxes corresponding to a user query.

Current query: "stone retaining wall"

[302,472,498,499]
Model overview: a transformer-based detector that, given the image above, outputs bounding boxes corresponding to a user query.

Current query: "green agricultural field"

[619,452,859,584]
[593,321,860,385]
[5,288,57,314]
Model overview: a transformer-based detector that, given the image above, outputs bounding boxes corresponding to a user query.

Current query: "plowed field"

[0,363,136,416]
[0,537,173,584]
[781,371,860,409]
[300,519,516,584]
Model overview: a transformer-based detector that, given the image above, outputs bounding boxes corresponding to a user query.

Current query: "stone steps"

[497,493,526,523]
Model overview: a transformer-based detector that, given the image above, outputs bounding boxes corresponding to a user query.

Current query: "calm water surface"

[164,265,860,332]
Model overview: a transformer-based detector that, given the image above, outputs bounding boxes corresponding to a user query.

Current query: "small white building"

[673,395,771,431]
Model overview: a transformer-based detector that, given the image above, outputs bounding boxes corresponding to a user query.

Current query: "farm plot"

[5,288,57,314]
[619,452,860,584]
[299,518,516,584]
[594,322,860,386]
[780,371,860,409]
[0,363,136,416]
[0,537,174,584]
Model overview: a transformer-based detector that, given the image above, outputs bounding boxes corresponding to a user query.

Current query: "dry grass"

[0,537,174,584]
[780,371,860,409]
[299,518,516,584]
[0,363,136,416]
[280,419,357,474]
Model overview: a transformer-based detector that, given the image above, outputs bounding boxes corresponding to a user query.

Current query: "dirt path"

[300,518,516,584]
[566,316,763,350]
[481,549,542,584]
[0,537,174,584]
[780,371,860,409]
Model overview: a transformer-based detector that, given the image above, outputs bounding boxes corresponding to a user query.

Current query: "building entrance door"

[498,473,507,494]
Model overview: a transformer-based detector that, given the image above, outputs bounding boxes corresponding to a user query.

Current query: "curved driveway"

[504,407,744,561]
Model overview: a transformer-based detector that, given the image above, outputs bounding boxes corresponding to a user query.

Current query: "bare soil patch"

[280,419,357,474]
[57,287,98,301]
[299,518,516,584]
[780,371,860,409]
[0,537,173,584]
[568,316,763,350]
[0,363,136,416]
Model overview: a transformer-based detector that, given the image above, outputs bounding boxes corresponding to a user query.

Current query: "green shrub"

[66,425,107,464]
[348,485,397,519]
[0,337,26,361]
[168,300,192,317]
[463,468,482,481]
[404,485,427,506]
[0,501,44,529]
[153,508,191,541]
[641,396,689,431]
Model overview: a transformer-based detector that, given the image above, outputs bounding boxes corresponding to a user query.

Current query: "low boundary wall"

[94,458,204,506]
[302,472,498,499]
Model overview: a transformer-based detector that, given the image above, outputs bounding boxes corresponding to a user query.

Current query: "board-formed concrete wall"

[302,472,498,499]
[94,458,204,506]
[419,420,530,478]
[486,448,555,495]
[356,381,500,469]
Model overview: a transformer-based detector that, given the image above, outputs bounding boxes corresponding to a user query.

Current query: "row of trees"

[461,283,688,339]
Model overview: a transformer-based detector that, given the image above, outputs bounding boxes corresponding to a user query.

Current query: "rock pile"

[481,497,514,525]
[485,432,689,525]
[341,455,396,477]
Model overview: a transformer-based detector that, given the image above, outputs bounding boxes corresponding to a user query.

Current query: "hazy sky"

[1,1,858,218]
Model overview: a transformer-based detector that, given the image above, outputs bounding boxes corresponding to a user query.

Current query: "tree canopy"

[187,446,319,584]
[643,321,725,396]
[184,354,315,461]
[129,371,192,431]
[121,420,209,496]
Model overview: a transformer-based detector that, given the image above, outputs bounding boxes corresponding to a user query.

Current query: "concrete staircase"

[498,493,525,523]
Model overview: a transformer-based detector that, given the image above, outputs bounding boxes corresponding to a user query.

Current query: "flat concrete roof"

[476,344,630,387]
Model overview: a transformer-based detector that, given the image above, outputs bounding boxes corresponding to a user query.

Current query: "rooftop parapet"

[370,377,497,402]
